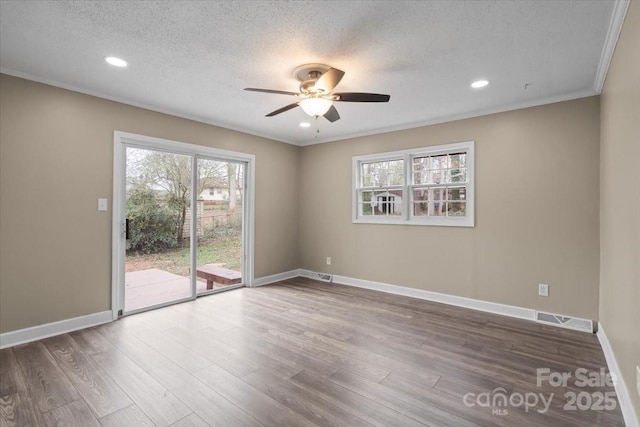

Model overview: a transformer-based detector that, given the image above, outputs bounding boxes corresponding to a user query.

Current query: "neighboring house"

[371,190,402,215]
[199,186,229,201]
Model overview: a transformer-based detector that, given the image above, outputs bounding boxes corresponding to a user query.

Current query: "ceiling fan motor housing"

[300,78,323,95]
[294,63,331,95]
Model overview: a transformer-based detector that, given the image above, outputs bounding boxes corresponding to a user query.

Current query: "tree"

[143,152,192,244]
[126,148,237,245]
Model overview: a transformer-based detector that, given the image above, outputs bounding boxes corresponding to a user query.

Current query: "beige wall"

[299,96,601,320]
[0,74,300,333]
[600,0,640,417]
[0,75,606,335]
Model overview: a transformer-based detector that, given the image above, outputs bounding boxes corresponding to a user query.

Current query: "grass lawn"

[126,235,242,276]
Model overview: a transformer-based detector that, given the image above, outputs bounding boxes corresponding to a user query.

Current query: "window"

[353,141,474,226]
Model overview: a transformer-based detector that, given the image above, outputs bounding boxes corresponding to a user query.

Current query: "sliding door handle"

[125,218,130,240]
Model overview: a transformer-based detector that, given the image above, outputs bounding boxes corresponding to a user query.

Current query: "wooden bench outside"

[196,264,242,290]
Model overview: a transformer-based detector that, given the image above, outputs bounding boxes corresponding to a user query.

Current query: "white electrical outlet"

[538,283,549,297]
[97,198,108,211]
[636,365,640,398]
[326,257,332,265]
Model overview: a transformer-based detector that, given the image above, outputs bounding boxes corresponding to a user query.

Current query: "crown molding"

[300,89,597,146]
[593,0,630,93]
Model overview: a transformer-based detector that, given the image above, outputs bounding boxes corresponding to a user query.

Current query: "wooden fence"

[182,201,242,238]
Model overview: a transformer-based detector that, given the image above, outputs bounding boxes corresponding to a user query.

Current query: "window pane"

[376,164,389,186]
[428,202,446,216]
[413,202,428,216]
[429,169,446,184]
[413,170,428,185]
[447,201,466,216]
[449,153,466,168]
[412,189,428,202]
[430,187,446,201]
[413,157,429,172]
[431,154,448,170]
[449,168,467,183]
[388,160,404,185]
[447,187,466,201]
[389,173,404,186]
[413,157,430,185]
[360,160,404,187]
[360,190,373,216]
[360,162,378,187]
[359,203,373,215]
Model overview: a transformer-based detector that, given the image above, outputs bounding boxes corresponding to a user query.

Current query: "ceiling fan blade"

[245,88,300,96]
[334,92,390,102]
[315,68,345,94]
[266,103,299,117]
[323,105,340,122]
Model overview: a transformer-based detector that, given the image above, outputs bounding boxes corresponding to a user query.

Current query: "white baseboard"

[252,269,302,287]
[299,269,535,321]
[597,325,639,427]
[0,311,113,349]
[297,271,636,422]
[3,274,635,427]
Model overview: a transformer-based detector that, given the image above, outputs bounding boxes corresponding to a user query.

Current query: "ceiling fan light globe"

[299,98,332,117]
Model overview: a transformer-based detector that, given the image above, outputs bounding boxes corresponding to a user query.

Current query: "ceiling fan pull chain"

[315,115,320,138]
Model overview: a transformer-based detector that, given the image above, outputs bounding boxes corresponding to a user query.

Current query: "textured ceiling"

[0,1,619,145]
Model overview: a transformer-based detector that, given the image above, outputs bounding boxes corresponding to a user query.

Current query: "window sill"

[352,217,474,227]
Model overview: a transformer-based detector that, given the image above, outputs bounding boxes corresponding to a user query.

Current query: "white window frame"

[352,141,474,227]
[112,131,256,320]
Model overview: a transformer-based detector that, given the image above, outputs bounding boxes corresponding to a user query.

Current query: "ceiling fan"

[245,63,390,122]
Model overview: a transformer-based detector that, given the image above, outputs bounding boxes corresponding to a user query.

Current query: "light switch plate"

[98,198,108,211]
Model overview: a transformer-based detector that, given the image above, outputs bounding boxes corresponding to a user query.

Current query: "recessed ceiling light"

[105,56,128,67]
[471,80,489,88]
[299,122,311,128]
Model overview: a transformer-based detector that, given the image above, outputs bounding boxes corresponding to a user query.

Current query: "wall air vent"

[535,311,594,333]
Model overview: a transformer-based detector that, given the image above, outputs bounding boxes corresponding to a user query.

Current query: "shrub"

[126,188,178,254]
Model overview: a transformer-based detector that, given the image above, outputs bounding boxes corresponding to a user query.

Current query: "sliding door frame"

[111,131,255,320]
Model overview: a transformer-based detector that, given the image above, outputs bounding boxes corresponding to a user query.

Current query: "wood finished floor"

[0,278,625,426]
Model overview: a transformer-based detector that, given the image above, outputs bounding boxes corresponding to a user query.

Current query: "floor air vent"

[311,272,333,282]
[535,311,593,333]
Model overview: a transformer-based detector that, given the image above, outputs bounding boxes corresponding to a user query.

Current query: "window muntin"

[353,142,474,226]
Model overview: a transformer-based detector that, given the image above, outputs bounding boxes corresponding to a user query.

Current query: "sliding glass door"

[114,132,252,316]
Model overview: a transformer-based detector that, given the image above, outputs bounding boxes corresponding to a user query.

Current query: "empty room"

[0,1,638,426]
